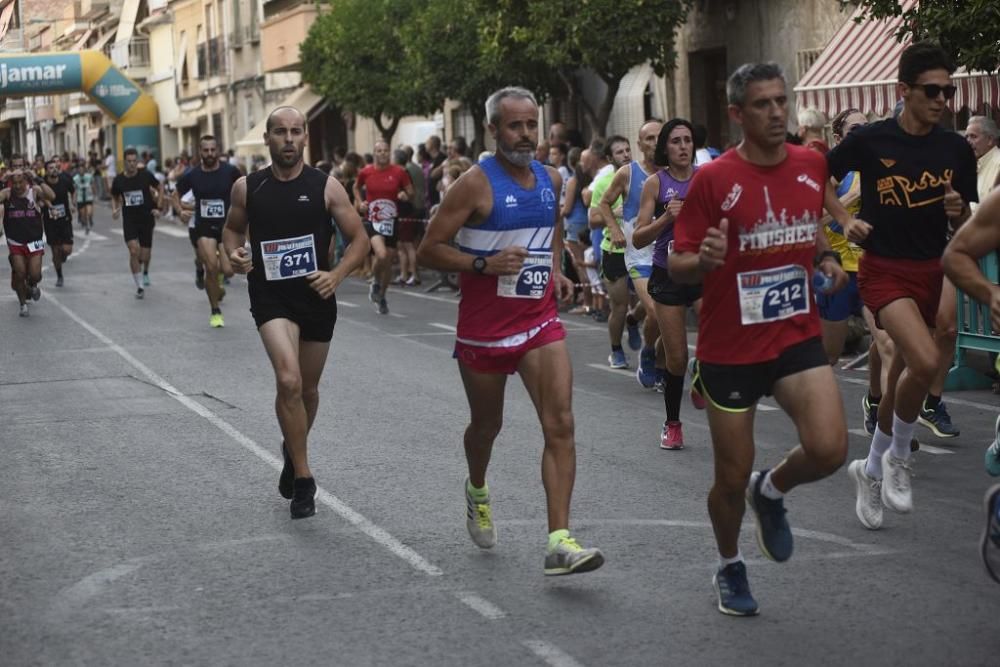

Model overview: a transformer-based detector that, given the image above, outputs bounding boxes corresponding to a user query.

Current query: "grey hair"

[969,115,999,140]
[797,107,827,131]
[727,63,786,107]
[485,86,538,126]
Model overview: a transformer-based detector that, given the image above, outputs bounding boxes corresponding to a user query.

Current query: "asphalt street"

[1,201,998,666]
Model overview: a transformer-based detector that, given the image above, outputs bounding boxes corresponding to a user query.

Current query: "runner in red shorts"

[418,86,604,576]
[670,62,849,616]
[1,169,55,317]
[827,42,978,530]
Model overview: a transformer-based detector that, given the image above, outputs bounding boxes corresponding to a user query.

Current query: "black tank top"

[3,189,43,243]
[43,180,73,223]
[246,165,335,312]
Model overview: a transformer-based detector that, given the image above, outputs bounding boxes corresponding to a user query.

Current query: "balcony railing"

[107,37,151,71]
[0,27,25,52]
[196,37,227,79]
[0,98,27,122]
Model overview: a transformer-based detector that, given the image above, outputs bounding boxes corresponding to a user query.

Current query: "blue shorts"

[628,264,653,280]
[816,272,861,322]
[564,218,589,243]
[590,229,604,266]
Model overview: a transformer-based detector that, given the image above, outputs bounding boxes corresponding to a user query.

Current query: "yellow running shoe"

[209,312,224,328]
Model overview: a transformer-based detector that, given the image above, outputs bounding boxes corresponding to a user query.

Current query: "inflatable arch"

[0,51,158,164]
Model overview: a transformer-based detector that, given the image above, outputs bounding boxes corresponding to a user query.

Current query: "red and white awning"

[794,0,999,117]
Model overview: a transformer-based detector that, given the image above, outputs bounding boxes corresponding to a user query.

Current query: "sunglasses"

[907,82,957,100]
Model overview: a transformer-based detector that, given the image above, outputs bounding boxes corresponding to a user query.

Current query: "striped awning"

[794,0,999,117]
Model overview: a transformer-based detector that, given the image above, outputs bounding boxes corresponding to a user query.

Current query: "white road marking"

[848,429,954,455]
[392,331,455,337]
[454,592,506,620]
[839,376,998,412]
[41,293,443,577]
[429,322,456,332]
[337,300,359,308]
[389,312,406,319]
[73,230,108,241]
[522,640,586,667]
[388,287,460,305]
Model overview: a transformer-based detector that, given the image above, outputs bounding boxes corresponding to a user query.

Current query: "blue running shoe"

[746,470,793,562]
[862,393,879,436]
[713,561,759,616]
[636,348,657,388]
[987,415,1000,477]
[626,321,642,351]
[982,484,1000,584]
[918,399,960,438]
[608,349,628,369]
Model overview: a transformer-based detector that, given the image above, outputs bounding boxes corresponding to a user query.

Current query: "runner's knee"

[275,370,303,401]
[467,418,502,444]
[541,408,574,445]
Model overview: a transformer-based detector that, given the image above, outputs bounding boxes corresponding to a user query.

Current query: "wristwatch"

[472,256,487,274]
[815,250,842,267]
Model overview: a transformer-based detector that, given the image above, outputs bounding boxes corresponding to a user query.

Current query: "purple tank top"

[652,167,696,268]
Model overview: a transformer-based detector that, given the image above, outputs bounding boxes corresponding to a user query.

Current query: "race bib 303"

[497,252,552,299]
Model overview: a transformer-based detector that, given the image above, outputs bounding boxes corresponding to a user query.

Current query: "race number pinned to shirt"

[737,264,809,325]
[261,234,318,281]
[497,252,552,299]
[123,190,145,207]
[200,198,225,219]
[50,204,67,219]
[369,198,397,236]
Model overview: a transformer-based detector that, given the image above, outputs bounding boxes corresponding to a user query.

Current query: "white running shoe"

[881,449,913,513]
[465,480,497,549]
[847,459,883,529]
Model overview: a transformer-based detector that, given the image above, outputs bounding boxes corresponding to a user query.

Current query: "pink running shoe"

[660,421,685,450]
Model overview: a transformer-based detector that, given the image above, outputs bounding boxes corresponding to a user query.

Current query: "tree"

[483,0,693,136]
[404,0,559,153]
[846,0,1000,73]
[300,0,439,143]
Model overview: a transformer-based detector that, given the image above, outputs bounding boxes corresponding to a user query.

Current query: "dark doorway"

[688,48,729,149]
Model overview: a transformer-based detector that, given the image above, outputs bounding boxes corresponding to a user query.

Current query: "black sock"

[925,393,941,409]
[663,371,684,422]
[867,391,881,405]
[625,314,638,327]
[211,307,221,315]
[56,267,63,279]
[611,344,623,353]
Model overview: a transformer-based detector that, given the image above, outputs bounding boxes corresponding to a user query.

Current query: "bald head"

[266,106,306,133]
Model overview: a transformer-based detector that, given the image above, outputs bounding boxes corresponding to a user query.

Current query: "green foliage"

[846,0,1000,73]
[300,0,438,140]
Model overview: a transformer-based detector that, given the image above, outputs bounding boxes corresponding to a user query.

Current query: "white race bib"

[200,198,225,219]
[622,216,654,271]
[123,190,144,207]
[737,264,810,325]
[261,234,318,281]
[50,204,67,219]
[497,252,552,299]
[27,239,45,252]
[369,198,397,236]
[374,218,395,236]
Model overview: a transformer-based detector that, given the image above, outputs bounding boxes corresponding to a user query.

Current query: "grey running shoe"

[881,449,913,513]
[30,284,40,301]
[544,535,604,576]
[55,276,64,287]
[465,480,497,549]
[377,298,389,315]
[18,303,29,317]
[136,287,145,300]
[847,459,883,530]
[982,485,1000,584]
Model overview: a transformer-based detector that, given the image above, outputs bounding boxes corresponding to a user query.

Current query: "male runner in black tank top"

[223,106,369,519]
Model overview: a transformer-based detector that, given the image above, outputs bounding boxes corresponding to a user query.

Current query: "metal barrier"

[946,251,1000,390]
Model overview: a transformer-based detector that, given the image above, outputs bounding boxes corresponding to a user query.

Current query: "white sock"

[889,413,916,460]
[719,551,743,568]
[866,427,892,479]
[133,273,143,288]
[761,470,784,499]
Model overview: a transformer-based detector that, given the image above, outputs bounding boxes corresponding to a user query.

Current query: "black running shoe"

[278,442,294,499]
[290,477,317,519]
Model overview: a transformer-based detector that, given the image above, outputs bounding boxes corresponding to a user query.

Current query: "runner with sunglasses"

[827,42,978,530]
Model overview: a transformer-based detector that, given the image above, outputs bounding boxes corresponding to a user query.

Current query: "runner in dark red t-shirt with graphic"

[354,140,413,315]
[670,63,850,617]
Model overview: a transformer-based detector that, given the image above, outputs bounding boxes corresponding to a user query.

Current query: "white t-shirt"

[584,246,604,293]
[694,148,712,166]
[105,154,117,177]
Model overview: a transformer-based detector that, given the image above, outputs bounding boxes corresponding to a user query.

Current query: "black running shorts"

[123,217,155,248]
[250,294,338,343]
[600,251,627,282]
[44,219,74,246]
[692,337,827,412]
[648,264,701,307]
[363,220,398,249]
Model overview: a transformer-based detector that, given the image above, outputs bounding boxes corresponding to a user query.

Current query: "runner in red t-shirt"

[354,140,413,315]
[670,63,850,617]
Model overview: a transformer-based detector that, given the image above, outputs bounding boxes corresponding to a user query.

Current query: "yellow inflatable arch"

[0,50,158,165]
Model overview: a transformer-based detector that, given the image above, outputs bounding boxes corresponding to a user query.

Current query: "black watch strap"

[472,256,487,274]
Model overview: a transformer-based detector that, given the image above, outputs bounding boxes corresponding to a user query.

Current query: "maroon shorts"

[857,253,943,329]
[397,218,421,244]
[7,239,44,257]
[454,318,566,375]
